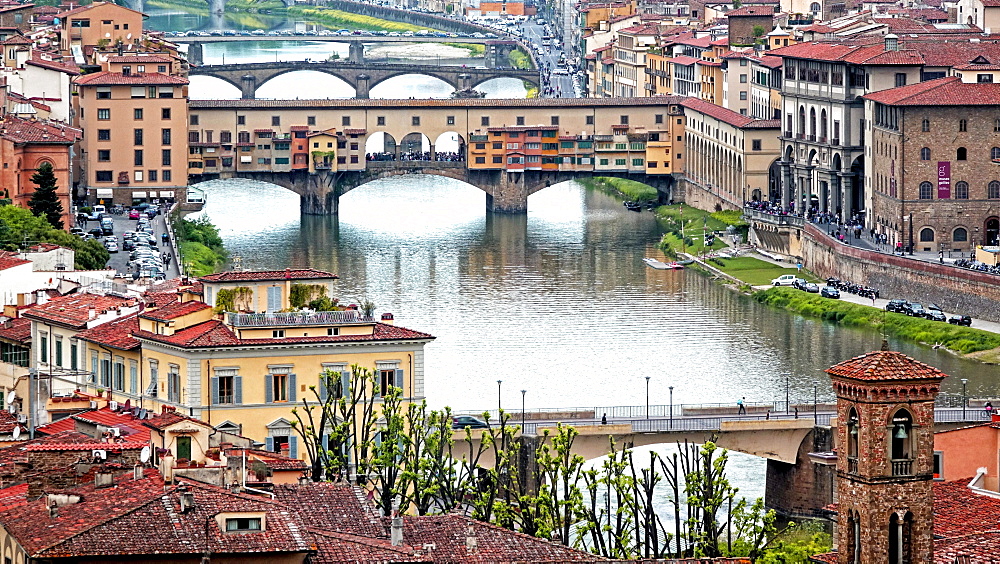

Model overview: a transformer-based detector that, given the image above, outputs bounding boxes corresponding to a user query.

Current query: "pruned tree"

[28,162,64,230]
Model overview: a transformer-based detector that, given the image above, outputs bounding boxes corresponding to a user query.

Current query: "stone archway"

[365,132,398,158]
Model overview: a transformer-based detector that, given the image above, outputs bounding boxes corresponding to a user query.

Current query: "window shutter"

[90,355,98,383]
[340,371,351,398]
[394,369,404,392]
[211,377,219,405]
[234,376,243,404]
[288,373,296,402]
[265,437,274,452]
[265,374,273,403]
[266,286,281,312]
[289,436,298,459]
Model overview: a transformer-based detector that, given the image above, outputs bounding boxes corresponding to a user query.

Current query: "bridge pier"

[458,73,473,92]
[122,0,145,14]
[240,74,257,100]
[348,41,365,64]
[187,42,204,67]
[208,0,225,14]
[355,74,370,99]
[481,171,529,214]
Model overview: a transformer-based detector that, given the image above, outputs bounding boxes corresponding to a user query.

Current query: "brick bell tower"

[826,344,946,564]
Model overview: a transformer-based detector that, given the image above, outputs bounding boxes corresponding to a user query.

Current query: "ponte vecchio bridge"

[186,97,685,214]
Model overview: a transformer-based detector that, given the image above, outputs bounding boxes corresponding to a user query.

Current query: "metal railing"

[226,311,374,327]
[744,209,806,227]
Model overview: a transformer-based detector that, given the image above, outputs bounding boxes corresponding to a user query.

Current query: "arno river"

[153,6,999,414]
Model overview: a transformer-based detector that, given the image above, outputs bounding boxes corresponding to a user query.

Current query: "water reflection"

[190,177,999,411]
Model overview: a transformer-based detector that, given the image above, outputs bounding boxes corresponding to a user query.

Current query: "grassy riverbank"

[289,7,426,32]
[173,214,228,276]
[702,256,805,286]
[582,177,658,202]
[655,204,747,257]
[755,288,1000,355]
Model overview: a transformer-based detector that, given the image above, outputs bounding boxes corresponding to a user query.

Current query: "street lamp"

[521,389,527,431]
[781,372,791,414]
[962,378,968,420]
[813,381,818,424]
[669,386,674,430]
[908,212,914,255]
[645,376,651,420]
[497,380,502,414]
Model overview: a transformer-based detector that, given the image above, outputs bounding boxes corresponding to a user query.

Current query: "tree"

[28,162,64,230]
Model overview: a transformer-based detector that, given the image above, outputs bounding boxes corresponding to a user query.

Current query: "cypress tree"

[28,162,64,230]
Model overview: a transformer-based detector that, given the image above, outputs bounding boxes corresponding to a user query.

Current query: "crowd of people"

[365,151,466,162]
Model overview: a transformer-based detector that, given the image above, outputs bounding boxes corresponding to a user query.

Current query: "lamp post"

[813,381,818,424]
[962,378,968,420]
[521,389,527,431]
[497,380,502,414]
[669,386,674,430]
[645,376,651,420]
[908,212,914,255]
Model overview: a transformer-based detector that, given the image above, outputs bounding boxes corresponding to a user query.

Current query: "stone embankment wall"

[800,223,1000,322]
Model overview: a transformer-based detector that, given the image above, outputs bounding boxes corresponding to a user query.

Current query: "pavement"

[514,20,578,98]
[75,209,181,281]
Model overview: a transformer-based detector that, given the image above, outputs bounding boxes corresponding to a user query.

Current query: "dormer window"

[122,66,131,76]
[225,517,261,532]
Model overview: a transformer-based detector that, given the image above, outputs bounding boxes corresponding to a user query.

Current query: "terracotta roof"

[0,317,31,344]
[668,54,701,65]
[75,313,139,350]
[681,97,778,129]
[191,97,688,110]
[727,5,774,15]
[271,483,387,538]
[74,71,189,86]
[224,448,308,471]
[0,473,312,559]
[825,349,948,382]
[36,406,150,443]
[139,300,211,322]
[0,251,29,270]
[22,294,136,329]
[758,55,783,68]
[57,2,144,19]
[864,76,1000,106]
[769,41,924,65]
[0,484,28,512]
[310,529,424,564]
[0,410,24,435]
[133,319,434,348]
[25,56,80,75]
[105,55,172,63]
[24,441,147,451]
[199,268,337,283]
[0,116,79,144]
[143,410,214,431]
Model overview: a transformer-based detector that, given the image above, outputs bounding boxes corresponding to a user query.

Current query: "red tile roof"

[0,116,79,144]
[143,410,214,431]
[0,483,28,512]
[105,55,172,63]
[22,294,136,329]
[0,251,29,271]
[0,317,31,344]
[199,268,337,282]
[24,441,147,451]
[769,41,923,65]
[35,406,151,443]
[668,54,701,66]
[271,483,387,538]
[727,5,774,16]
[0,410,24,435]
[25,56,80,75]
[864,76,1000,106]
[826,349,948,382]
[75,313,139,350]
[681,97,779,129]
[0,473,313,559]
[758,55,783,68]
[139,300,211,322]
[74,71,189,86]
[133,319,433,348]
[310,529,424,563]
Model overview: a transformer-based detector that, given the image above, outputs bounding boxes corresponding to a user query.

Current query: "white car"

[771,274,799,286]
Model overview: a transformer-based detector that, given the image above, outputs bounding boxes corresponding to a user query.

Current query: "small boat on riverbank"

[643,258,685,270]
[624,201,643,212]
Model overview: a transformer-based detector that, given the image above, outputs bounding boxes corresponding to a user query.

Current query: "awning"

[240,156,252,163]
[96,189,113,197]
[159,191,174,198]
[132,191,146,198]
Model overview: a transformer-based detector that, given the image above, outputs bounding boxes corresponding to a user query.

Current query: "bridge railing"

[744,209,805,227]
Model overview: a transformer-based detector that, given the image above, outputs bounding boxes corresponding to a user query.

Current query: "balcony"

[796,133,805,140]
[744,209,805,227]
[891,458,913,476]
[226,311,375,328]
[847,456,858,474]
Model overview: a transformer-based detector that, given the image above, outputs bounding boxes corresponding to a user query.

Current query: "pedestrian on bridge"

[737,397,746,415]
[601,413,607,425]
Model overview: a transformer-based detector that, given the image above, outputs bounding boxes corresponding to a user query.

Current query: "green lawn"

[655,204,730,232]
[704,256,820,286]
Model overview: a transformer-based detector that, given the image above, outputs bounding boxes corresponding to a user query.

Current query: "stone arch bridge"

[197,162,675,215]
[188,61,540,100]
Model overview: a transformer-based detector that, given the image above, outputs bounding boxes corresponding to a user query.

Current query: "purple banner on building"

[938,161,951,199]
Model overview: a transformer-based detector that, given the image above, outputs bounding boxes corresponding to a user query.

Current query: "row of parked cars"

[163,29,498,39]
[885,300,971,326]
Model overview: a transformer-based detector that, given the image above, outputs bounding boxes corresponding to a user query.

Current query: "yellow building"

[307,129,339,173]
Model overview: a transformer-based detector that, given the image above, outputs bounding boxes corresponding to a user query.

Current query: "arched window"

[956,181,969,199]
[810,1,821,10]
[920,227,935,242]
[847,408,860,472]
[954,227,968,242]
[821,109,828,139]
[799,106,806,135]
[889,512,914,564]
[959,119,968,132]
[992,147,1000,161]
[991,181,1000,199]
[957,147,968,160]
[809,107,817,137]
[920,147,930,160]
[919,181,933,199]
[921,118,930,132]
[890,408,914,475]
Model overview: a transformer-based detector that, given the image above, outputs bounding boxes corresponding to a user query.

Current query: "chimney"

[884,33,899,51]
[390,498,403,547]
[94,471,114,488]
[465,524,478,552]
[48,502,57,518]
[88,307,96,320]
[179,490,195,513]
[134,463,143,480]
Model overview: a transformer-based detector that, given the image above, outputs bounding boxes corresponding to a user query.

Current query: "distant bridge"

[187,60,539,99]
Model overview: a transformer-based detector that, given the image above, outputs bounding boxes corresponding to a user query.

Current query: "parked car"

[104,239,119,253]
[924,304,946,321]
[771,274,798,286]
[451,415,489,429]
[820,286,840,299]
[949,315,973,326]
[905,303,927,317]
[885,299,909,313]
[803,282,820,293]
[129,209,141,219]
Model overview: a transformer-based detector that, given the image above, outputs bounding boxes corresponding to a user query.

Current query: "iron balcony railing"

[226,311,375,327]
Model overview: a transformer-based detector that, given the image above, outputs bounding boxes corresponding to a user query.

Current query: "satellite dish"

[126,33,132,39]
[105,32,111,38]
[140,445,151,463]
[12,426,20,440]
[92,449,107,460]
[7,391,15,404]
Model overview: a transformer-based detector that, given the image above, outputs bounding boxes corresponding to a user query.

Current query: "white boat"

[643,258,684,270]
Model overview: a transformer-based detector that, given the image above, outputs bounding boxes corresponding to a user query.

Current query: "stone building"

[864,75,1000,251]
